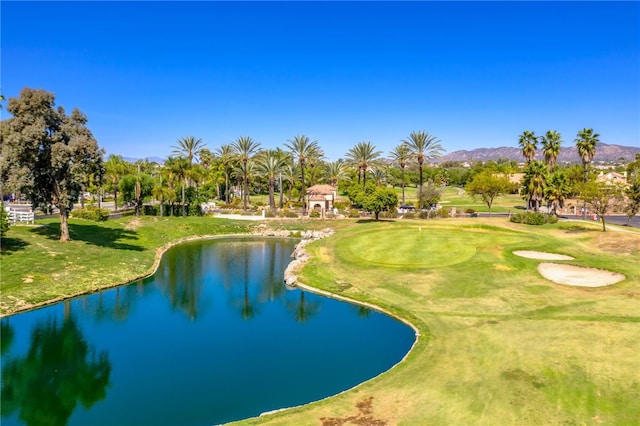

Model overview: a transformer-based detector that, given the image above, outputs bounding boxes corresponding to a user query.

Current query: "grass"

[234,218,640,426]
[2,215,639,425]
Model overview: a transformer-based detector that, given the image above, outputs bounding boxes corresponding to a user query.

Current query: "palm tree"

[104,154,129,211]
[518,130,537,164]
[171,136,206,165]
[165,156,190,217]
[345,141,382,190]
[575,128,600,219]
[306,145,325,187]
[545,170,571,216]
[215,144,234,204]
[325,160,345,187]
[255,149,286,209]
[231,136,261,209]
[540,130,562,171]
[284,135,320,213]
[402,131,445,210]
[389,143,411,205]
[521,160,548,212]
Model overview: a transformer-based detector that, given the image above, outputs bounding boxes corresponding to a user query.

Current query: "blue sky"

[2,1,639,161]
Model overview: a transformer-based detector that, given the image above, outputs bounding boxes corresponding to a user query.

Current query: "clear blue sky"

[2,1,639,161]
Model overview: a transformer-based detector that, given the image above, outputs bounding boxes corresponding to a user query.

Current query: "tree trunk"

[269,177,275,209]
[401,167,405,205]
[181,181,186,218]
[114,186,119,211]
[418,163,424,210]
[300,162,306,214]
[59,206,71,242]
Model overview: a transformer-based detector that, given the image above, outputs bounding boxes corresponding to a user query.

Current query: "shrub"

[0,208,9,238]
[403,212,416,219]
[279,209,298,218]
[510,212,558,225]
[264,210,276,218]
[309,210,321,218]
[348,209,361,218]
[465,208,475,214]
[438,207,450,218]
[71,206,109,222]
[379,210,398,219]
[333,201,350,211]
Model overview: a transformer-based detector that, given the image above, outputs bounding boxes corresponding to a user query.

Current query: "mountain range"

[443,142,639,164]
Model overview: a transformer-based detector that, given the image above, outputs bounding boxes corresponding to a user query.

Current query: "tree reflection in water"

[1,304,111,426]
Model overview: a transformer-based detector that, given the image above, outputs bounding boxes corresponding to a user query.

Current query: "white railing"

[5,208,35,225]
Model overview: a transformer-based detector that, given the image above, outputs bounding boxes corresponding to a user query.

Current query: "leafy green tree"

[518,130,537,164]
[624,179,640,226]
[521,160,549,212]
[389,143,411,205]
[417,181,442,213]
[402,131,445,210]
[540,130,562,171]
[1,88,104,242]
[231,136,260,209]
[285,135,320,213]
[579,181,622,231]
[362,186,398,220]
[465,171,510,215]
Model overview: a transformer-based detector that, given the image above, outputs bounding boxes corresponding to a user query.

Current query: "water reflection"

[1,238,415,426]
[1,304,111,426]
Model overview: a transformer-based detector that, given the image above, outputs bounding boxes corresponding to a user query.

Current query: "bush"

[465,208,475,214]
[402,212,416,219]
[264,210,276,218]
[0,208,9,238]
[309,210,321,218]
[279,209,298,218]
[379,210,398,219]
[348,209,361,218]
[71,206,109,222]
[510,212,558,225]
[438,207,450,218]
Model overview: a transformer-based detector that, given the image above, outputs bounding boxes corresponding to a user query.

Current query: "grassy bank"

[1,216,325,315]
[235,218,640,425]
[2,215,639,425]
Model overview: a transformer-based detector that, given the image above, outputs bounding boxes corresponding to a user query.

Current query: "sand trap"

[513,250,574,260]
[537,263,625,287]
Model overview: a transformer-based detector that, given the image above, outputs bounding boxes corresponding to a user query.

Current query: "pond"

[1,237,416,426]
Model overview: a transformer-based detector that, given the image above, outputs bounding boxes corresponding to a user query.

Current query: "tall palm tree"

[575,128,599,183]
[518,130,537,164]
[104,154,129,211]
[402,131,445,210]
[575,128,599,219]
[345,141,382,190]
[306,145,325,187]
[165,156,190,217]
[539,130,562,171]
[171,136,206,165]
[255,149,286,209]
[284,135,320,213]
[522,160,548,212]
[231,136,261,209]
[389,143,411,206]
[215,144,234,204]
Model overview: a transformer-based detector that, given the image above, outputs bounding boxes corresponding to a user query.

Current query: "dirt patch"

[124,218,141,231]
[513,250,574,260]
[537,263,625,287]
[320,397,386,426]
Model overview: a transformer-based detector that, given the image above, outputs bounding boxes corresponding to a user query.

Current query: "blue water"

[1,238,415,426]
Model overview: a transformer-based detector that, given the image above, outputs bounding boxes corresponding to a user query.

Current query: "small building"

[306,184,337,215]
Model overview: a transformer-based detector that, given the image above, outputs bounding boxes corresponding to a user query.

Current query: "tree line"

[2,88,639,240]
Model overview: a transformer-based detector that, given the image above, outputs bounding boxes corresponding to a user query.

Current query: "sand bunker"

[537,263,625,287]
[513,250,574,260]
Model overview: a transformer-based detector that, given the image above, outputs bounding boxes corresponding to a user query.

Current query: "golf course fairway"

[235,218,640,426]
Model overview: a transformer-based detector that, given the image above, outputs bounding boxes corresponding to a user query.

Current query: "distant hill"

[122,156,165,164]
[443,142,639,164]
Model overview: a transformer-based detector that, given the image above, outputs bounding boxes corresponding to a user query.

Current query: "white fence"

[5,207,35,225]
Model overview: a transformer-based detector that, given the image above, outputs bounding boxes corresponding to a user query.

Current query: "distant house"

[596,171,628,186]
[306,184,337,215]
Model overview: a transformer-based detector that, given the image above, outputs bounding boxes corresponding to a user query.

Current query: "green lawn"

[2,215,639,425]
[235,219,640,426]
[393,185,527,213]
